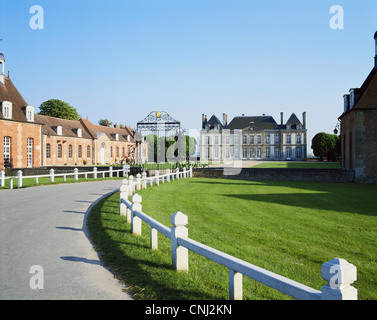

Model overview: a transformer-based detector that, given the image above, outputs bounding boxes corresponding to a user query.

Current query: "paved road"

[0,180,132,300]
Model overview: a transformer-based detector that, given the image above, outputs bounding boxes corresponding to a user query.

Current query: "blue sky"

[1,0,377,153]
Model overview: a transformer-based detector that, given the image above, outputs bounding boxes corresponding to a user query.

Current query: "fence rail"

[119,167,358,300]
[0,166,127,189]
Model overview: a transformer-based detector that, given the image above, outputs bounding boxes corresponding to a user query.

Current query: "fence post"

[171,212,189,272]
[229,269,243,300]
[136,173,141,190]
[142,172,147,189]
[151,227,158,250]
[183,167,186,178]
[166,169,170,182]
[50,169,55,182]
[119,184,128,216]
[93,167,97,179]
[0,171,5,187]
[131,194,142,236]
[175,168,179,180]
[74,168,79,181]
[109,166,113,178]
[17,170,23,188]
[189,166,193,178]
[129,175,134,193]
[321,258,357,300]
[155,170,159,186]
[9,178,13,190]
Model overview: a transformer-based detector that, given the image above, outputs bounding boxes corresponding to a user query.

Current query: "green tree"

[38,99,80,120]
[311,132,339,161]
[98,119,113,127]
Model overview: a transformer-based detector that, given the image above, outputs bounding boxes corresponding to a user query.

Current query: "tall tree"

[39,99,80,120]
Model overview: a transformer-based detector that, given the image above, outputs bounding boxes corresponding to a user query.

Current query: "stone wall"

[193,167,355,183]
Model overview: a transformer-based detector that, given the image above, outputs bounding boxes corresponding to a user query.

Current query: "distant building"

[200,112,307,162]
[339,32,377,183]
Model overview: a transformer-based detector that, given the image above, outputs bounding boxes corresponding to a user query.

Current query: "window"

[297,147,302,159]
[297,134,301,144]
[27,138,33,167]
[225,148,230,159]
[110,147,113,158]
[122,148,125,157]
[242,148,247,159]
[206,136,211,145]
[275,147,280,159]
[116,147,119,158]
[286,147,292,158]
[257,148,262,158]
[257,135,261,144]
[266,147,270,159]
[250,136,254,144]
[25,106,34,122]
[266,135,270,144]
[46,144,51,158]
[234,135,239,145]
[68,145,72,158]
[215,136,219,145]
[250,148,255,159]
[87,146,90,158]
[225,135,230,144]
[78,145,82,158]
[58,144,62,158]
[3,137,11,167]
[275,134,280,144]
[77,128,82,138]
[286,134,291,144]
[2,101,12,119]
[243,135,247,144]
[214,148,219,159]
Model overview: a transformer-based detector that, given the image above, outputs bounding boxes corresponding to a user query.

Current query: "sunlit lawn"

[88,178,377,300]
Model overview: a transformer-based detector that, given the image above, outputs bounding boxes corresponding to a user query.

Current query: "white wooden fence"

[119,167,358,300]
[0,166,127,189]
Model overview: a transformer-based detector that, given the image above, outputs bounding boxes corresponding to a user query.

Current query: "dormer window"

[2,101,12,119]
[115,133,119,141]
[53,126,63,136]
[25,106,34,122]
[77,128,82,137]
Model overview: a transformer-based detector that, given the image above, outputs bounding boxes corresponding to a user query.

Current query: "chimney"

[280,112,284,125]
[223,113,228,127]
[374,31,377,68]
[0,52,5,85]
[302,112,307,129]
[202,114,207,129]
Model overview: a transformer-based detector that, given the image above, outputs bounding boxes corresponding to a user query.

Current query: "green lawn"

[252,161,340,169]
[87,178,377,300]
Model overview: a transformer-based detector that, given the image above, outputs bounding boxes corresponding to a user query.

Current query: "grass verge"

[87,178,377,300]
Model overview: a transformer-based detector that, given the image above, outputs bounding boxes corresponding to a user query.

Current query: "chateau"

[200,112,307,162]
[0,52,147,171]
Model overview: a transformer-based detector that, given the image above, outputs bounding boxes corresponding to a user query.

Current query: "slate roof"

[34,114,93,139]
[226,116,279,130]
[0,78,30,122]
[80,118,135,143]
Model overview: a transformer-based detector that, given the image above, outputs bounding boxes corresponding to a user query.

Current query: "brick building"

[339,32,377,183]
[0,53,42,170]
[0,52,146,171]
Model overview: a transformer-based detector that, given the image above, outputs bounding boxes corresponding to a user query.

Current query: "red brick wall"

[0,120,42,170]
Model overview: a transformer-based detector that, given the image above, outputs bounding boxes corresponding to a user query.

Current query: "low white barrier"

[119,168,358,300]
[0,166,127,189]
